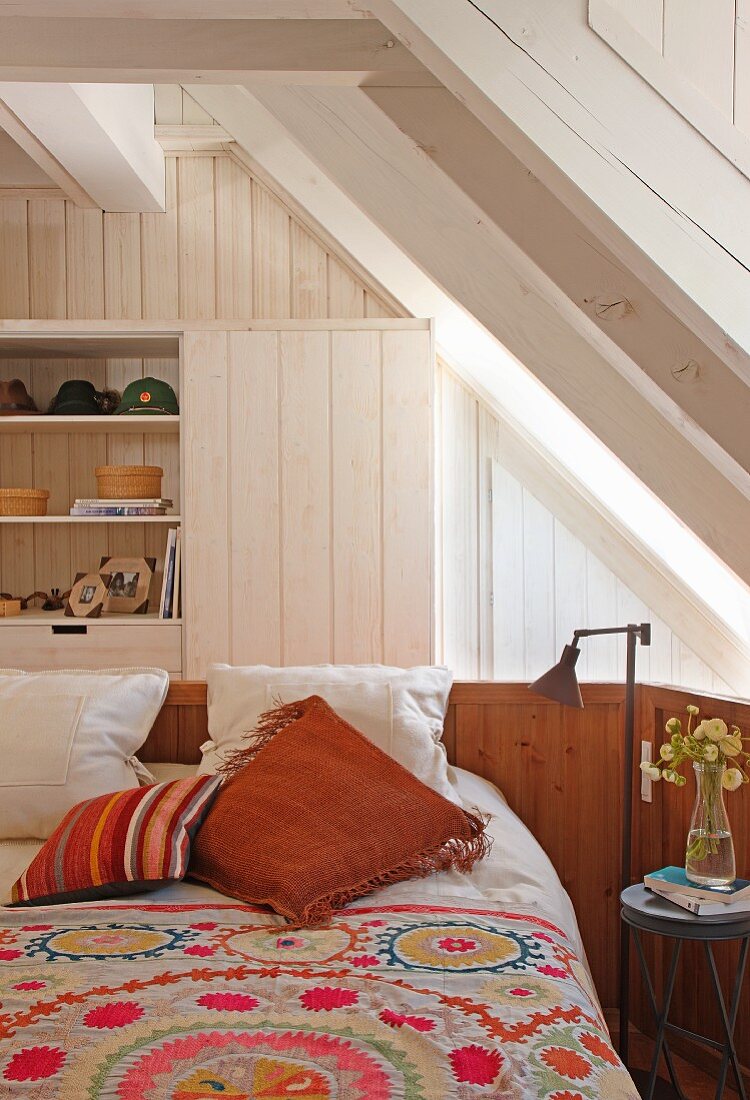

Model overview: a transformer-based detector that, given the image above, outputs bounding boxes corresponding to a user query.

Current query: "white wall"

[437,364,735,694]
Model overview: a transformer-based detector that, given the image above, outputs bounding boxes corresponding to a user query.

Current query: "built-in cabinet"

[0,319,434,678]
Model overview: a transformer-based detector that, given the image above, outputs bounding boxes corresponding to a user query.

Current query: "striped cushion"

[10,775,221,906]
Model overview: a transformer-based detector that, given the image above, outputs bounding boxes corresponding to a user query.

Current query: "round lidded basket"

[0,488,50,516]
[94,465,163,500]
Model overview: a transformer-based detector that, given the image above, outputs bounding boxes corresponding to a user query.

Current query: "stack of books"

[645,866,750,916]
[71,497,173,517]
[158,528,181,619]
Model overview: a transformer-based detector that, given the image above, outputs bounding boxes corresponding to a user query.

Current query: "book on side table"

[645,866,750,917]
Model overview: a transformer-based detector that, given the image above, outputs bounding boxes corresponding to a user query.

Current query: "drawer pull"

[52,625,88,636]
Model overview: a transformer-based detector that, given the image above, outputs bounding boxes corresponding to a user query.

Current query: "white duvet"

[0,765,586,966]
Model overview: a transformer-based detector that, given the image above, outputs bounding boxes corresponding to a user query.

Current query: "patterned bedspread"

[0,899,637,1099]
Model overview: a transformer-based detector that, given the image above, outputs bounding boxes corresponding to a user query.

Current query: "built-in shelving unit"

[0,415,179,435]
[0,324,184,674]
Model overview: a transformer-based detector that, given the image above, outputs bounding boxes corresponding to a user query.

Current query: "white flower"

[659,744,674,762]
[665,717,680,734]
[722,735,743,758]
[706,718,729,742]
[663,769,678,784]
[640,762,661,782]
[722,768,743,792]
[686,705,700,716]
[703,743,719,762]
[693,721,707,741]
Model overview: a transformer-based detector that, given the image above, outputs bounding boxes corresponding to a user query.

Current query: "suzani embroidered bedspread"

[0,899,637,1099]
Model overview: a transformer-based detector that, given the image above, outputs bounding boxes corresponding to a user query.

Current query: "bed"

[0,758,636,1099]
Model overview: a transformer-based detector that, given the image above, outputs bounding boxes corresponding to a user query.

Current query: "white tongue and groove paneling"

[181,323,433,679]
[438,365,737,695]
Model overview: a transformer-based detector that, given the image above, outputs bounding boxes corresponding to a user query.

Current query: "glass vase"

[685,761,736,886]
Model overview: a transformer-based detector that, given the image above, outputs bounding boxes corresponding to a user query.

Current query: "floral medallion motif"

[219,925,357,965]
[25,924,195,961]
[377,921,544,972]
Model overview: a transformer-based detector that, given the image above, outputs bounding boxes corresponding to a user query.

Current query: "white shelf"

[0,609,182,626]
[0,415,179,434]
[0,515,182,524]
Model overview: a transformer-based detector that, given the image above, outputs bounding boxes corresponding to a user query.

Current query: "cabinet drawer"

[0,624,182,673]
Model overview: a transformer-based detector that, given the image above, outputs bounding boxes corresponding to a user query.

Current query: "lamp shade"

[529,644,584,709]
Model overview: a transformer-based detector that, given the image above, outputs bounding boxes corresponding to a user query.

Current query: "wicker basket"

[94,465,163,500]
[0,488,50,516]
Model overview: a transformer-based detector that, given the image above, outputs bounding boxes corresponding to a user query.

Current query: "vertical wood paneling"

[331,330,382,662]
[365,292,396,319]
[27,201,66,318]
[65,205,104,318]
[491,461,525,678]
[735,0,750,134]
[279,330,331,665]
[227,330,282,665]
[215,157,252,319]
[0,360,33,597]
[327,255,365,318]
[141,157,178,319]
[252,182,290,319]
[522,489,556,679]
[440,370,479,677]
[104,213,141,320]
[382,329,432,666]
[663,0,736,116]
[0,200,29,320]
[31,361,71,593]
[291,222,327,319]
[182,331,230,677]
[478,410,500,679]
[178,157,215,319]
[553,519,589,678]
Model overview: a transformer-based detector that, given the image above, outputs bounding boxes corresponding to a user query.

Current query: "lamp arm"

[572,623,650,645]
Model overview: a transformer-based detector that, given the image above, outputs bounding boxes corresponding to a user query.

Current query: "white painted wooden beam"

[363,0,750,383]
[0,83,164,212]
[244,83,750,584]
[0,17,433,86]
[365,85,750,477]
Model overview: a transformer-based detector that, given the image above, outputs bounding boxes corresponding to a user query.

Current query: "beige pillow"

[199,663,458,802]
[0,668,168,839]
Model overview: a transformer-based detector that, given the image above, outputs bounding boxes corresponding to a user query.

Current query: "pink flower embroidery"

[508,987,535,997]
[449,1045,503,1085]
[20,925,52,932]
[350,955,379,968]
[534,933,554,943]
[538,964,567,979]
[184,944,216,957]
[13,981,45,992]
[380,1009,436,1032]
[197,992,259,1012]
[0,950,22,961]
[189,922,217,931]
[438,937,477,953]
[299,986,359,1011]
[363,920,386,927]
[3,1046,66,1082]
[83,1002,144,1029]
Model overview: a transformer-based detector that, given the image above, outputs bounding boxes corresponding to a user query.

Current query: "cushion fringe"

[288,809,492,929]
[219,699,305,781]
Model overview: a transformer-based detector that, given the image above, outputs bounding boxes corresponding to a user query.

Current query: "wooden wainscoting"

[143,678,750,1075]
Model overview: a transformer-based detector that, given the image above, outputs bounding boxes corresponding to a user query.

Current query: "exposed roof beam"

[0,17,434,86]
[366,86,750,476]
[0,83,164,211]
[364,0,750,381]
[245,83,750,583]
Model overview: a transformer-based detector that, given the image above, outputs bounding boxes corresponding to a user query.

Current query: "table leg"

[632,928,685,1099]
[703,938,749,1100]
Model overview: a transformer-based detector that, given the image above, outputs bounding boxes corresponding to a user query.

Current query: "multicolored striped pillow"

[10,775,221,907]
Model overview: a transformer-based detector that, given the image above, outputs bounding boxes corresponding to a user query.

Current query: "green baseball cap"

[115,377,179,416]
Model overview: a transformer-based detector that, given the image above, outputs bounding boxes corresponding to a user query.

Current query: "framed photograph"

[66,572,110,618]
[99,556,156,615]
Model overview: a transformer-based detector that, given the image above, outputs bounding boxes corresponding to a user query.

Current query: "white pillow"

[0,668,169,839]
[199,663,459,802]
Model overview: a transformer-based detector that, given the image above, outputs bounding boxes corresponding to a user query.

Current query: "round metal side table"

[621,885,750,1100]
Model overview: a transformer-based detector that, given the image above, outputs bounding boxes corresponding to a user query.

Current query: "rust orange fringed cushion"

[11,775,221,906]
[188,695,490,926]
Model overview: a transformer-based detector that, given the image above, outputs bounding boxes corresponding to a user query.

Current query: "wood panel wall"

[181,324,433,679]
[437,365,731,693]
